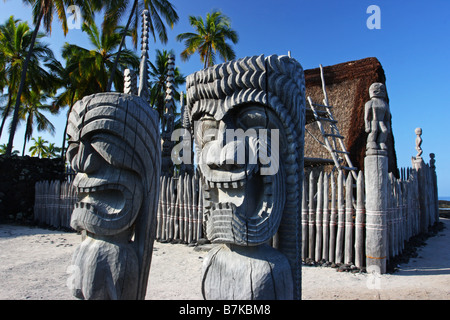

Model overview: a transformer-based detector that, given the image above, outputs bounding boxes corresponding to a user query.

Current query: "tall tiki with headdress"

[186,54,305,300]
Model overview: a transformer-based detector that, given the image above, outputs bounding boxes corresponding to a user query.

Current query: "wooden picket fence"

[301,162,438,268]
[156,172,204,244]
[34,180,77,229]
[33,160,438,259]
[33,172,205,242]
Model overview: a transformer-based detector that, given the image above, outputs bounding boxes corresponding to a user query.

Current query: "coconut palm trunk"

[5,8,43,156]
[60,90,76,160]
[0,90,13,139]
[105,0,138,92]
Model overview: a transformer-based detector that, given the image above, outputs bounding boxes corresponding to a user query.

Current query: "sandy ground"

[0,218,449,300]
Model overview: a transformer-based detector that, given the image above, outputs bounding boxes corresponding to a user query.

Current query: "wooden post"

[426,164,435,227]
[196,171,203,240]
[308,171,315,260]
[430,153,439,225]
[315,172,323,262]
[413,157,430,233]
[187,174,193,244]
[34,182,40,224]
[322,173,330,262]
[192,173,198,242]
[344,173,354,265]
[163,176,170,241]
[365,153,388,274]
[388,173,394,259]
[355,171,365,269]
[329,173,337,263]
[335,171,344,264]
[301,177,309,260]
[397,179,404,254]
[156,177,164,240]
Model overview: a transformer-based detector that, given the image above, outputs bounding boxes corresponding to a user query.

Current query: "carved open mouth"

[75,184,129,219]
[70,169,143,235]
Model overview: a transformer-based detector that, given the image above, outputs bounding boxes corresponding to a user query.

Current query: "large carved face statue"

[186,55,305,250]
[194,104,286,245]
[67,93,161,236]
[186,54,305,299]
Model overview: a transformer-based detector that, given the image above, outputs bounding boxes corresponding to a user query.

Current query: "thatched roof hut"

[304,57,399,178]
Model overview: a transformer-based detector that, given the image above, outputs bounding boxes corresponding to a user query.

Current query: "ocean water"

[440,196,450,201]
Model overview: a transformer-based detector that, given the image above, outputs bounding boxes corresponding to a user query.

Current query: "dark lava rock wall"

[0,155,65,224]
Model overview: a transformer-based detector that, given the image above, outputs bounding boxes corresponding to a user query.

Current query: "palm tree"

[0,144,19,156]
[149,49,185,121]
[29,136,48,158]
[18,90,57,156]
[104,0,179,91]
[0,16,57,139]
[47,59,80,159]
[55,20,139,160]
[42,142,61,158]
[63,21,140,93]
[176,10,239,69]
[6,0,99,156]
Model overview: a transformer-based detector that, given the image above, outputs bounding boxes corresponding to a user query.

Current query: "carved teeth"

[204,179,249,189]
[77,185,109,193]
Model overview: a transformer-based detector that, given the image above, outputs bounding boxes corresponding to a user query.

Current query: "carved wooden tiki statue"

[186,55,305,300]
[66,92,161,299]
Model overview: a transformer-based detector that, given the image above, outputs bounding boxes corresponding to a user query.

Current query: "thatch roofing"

[304,57,399,177]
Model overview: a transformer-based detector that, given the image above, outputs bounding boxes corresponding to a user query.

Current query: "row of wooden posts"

[301,159,439,268]
[33,172,206,244]
[33,159,438,271]
[156,172,204,243]
[34,180,77,229]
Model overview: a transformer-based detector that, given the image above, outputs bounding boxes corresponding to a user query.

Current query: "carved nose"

[73,141,101,174]
[220,142,239,167]
[204,140,246,170]
[204,141,222,169]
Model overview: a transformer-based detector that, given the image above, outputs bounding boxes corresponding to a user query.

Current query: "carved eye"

[66,137,79,166]
[201,119,219,145]
[236,108,267,130]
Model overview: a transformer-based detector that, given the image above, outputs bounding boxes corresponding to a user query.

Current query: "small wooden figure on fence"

[415,127,423,159]
[364,82,391,154]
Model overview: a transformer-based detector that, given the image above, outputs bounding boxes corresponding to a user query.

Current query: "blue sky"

[1,0,449,196]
